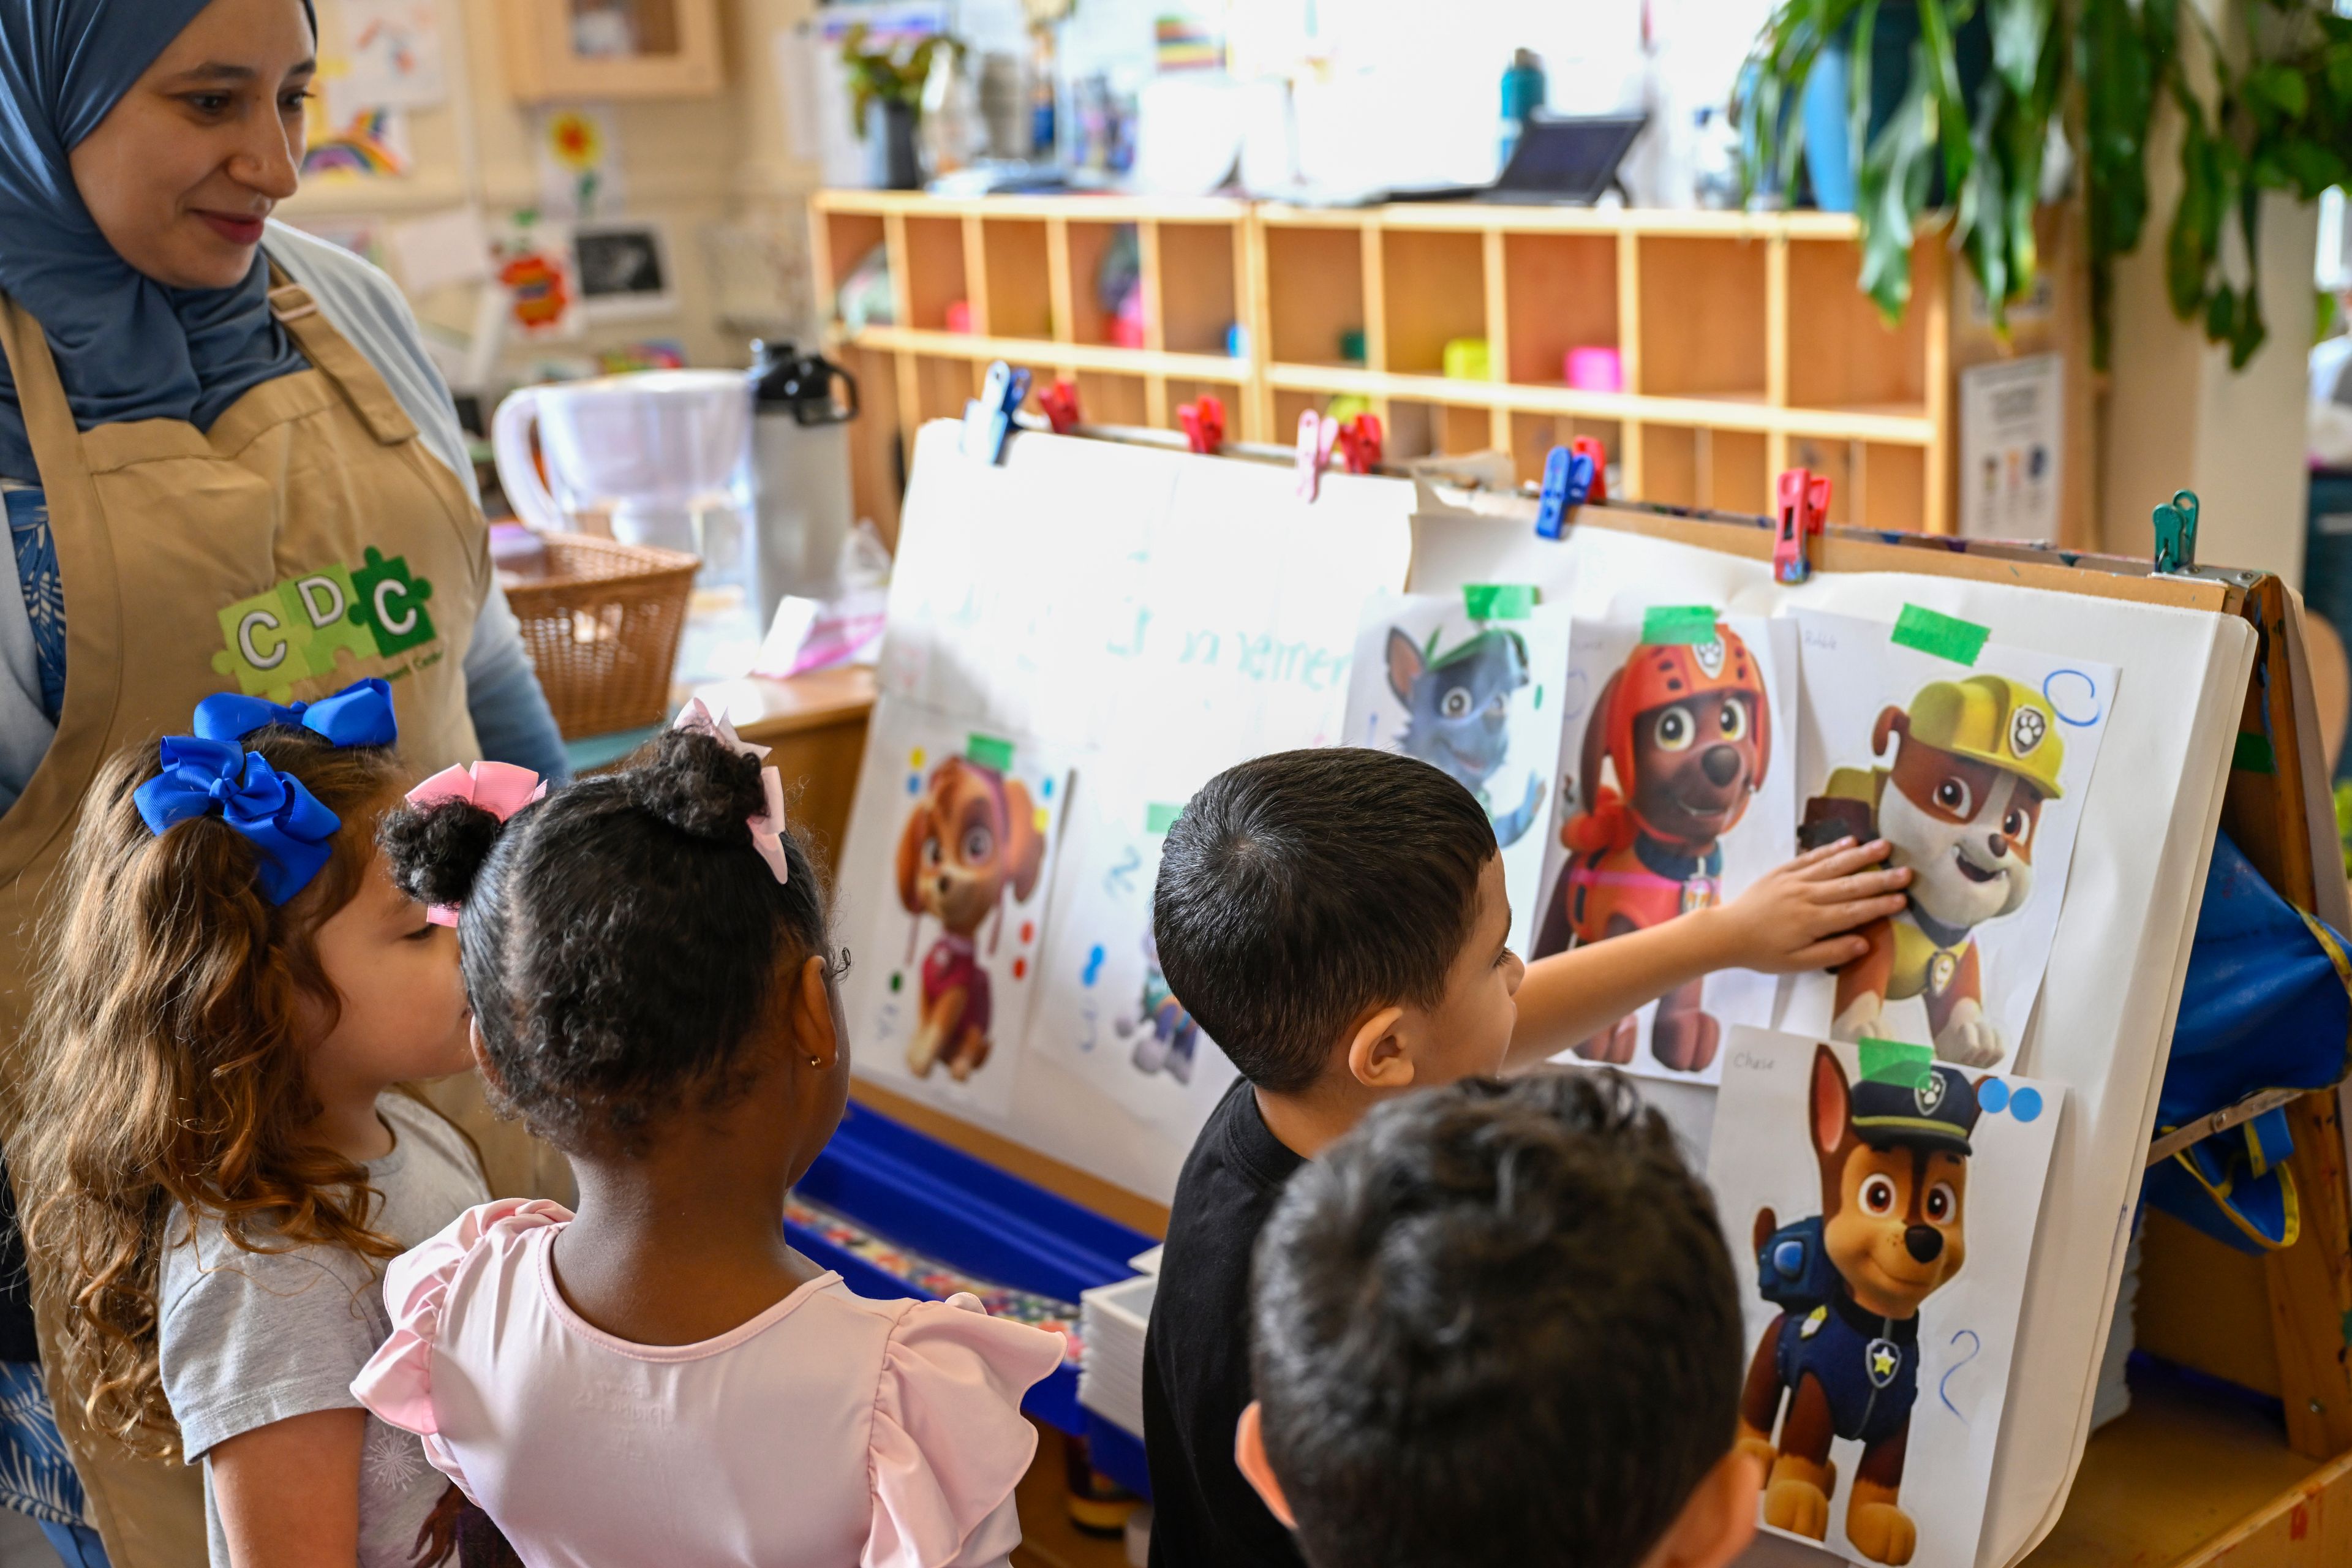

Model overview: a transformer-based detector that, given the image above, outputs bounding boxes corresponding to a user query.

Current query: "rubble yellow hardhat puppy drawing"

[1808,676,2063,1067]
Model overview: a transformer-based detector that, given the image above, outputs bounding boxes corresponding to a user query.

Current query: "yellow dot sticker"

[1034,806,1050,832]
[910,747,927,767]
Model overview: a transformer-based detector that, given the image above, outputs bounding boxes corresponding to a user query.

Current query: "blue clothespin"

[2152,488,2200,574]
[962,361,1032,464]
[1535,445,1596,540]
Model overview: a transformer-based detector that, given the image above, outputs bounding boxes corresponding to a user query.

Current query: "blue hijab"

[0,0,318,482]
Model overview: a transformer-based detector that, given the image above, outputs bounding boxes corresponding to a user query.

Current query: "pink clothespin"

[1295,410,1338,500]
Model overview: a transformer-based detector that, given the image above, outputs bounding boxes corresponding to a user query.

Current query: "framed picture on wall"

[572,218,678,322]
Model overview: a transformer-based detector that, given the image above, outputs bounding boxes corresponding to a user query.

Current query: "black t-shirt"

[1144,1077,1308,1568]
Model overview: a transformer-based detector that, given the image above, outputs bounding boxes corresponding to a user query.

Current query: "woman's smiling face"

[66,0,315,290]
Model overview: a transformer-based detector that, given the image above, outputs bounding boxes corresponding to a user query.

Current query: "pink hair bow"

[673,698,790,886]
[405,761,548,925]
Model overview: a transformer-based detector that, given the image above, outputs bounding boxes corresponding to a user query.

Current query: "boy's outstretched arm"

[1503,838,1910,1072]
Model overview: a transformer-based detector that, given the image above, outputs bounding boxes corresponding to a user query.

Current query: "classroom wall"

[280,0,827,379]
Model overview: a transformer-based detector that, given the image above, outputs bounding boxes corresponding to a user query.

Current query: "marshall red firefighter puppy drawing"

[1739,1046,1978,1567]
[1803,676,2064,1068]
[1534,623,1771,1072]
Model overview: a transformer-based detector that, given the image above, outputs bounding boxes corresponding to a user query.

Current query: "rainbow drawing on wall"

[301,108,410,179]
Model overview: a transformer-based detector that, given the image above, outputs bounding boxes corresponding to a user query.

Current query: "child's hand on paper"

[1702,838,1910,973]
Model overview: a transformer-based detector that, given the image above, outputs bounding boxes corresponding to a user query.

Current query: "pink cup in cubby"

[1565,346,1623,392]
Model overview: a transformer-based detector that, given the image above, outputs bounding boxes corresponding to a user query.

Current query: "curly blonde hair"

[13,729,410,1457]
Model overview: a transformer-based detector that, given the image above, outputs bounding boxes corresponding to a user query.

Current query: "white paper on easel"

[1407,504,2256,1567]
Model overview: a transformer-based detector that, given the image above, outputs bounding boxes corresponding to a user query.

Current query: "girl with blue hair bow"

[0,1,569,1563]
[14,683,521,1568]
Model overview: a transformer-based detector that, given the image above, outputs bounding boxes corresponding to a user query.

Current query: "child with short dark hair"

[1235,1072,1757,1568]
[351,708,1064,1567]
[1142,747,1904,1567]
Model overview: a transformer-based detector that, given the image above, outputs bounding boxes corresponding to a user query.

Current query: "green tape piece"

[1890,603,1990,666]
[1641,605,1719,645]
[1463,582,1536,620]
[1145,801,1185,835]
[2233,731,2277,775]
[966,733,1014,773]
[1858,1038,1934,1088]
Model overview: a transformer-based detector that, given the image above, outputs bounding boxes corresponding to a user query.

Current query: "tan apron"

[0,270,548,1567]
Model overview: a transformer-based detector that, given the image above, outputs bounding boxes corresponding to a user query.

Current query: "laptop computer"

[1387,113,1649,207]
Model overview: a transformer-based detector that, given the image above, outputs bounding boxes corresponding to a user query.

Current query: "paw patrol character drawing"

[1532,625,1771,1072]
[1803,676,2061,1067]
[1117,926,1200,1085]
[1739,1046,1977,1567]
[1385,625,1546,848]
[895,756,1046,1082]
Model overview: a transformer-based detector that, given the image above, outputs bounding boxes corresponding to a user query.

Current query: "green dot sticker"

[888,971,903,993]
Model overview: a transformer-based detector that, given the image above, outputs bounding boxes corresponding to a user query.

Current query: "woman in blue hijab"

[0,5,567,1567]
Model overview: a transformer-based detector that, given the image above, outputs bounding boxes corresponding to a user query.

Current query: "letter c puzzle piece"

[211,586,317,702]
[345,546,437,656]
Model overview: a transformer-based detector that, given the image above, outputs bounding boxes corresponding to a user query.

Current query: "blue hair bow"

[192,679,398,748]
[134,737,344,905]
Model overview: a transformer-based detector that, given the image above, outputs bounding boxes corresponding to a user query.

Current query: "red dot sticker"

[1020,921,1035,944]
[1012,957,1028,980]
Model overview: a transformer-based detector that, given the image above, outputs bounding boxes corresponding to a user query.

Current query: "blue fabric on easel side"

[2141,829,2351,1254]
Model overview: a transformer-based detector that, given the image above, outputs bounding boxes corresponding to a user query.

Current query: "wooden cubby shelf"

[813,192,2091,546]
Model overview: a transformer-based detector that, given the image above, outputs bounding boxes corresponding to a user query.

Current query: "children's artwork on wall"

[333,0,450,111]
[1786,610,2118,1068]
[837,697,1072,1120]
[573,221,679,322]
[300,104,412,180]
[1341,590,1571,955]
[494,222,582,341]
[1027,756,1240,1150]
[1526,612,1799,1082]
[535,105,626,221]
[1709,1029,2062,1568]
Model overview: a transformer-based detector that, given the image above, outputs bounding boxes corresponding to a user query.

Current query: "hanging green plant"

[1741,0,2352,370]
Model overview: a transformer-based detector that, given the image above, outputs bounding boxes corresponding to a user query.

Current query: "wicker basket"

[500,533,699,740]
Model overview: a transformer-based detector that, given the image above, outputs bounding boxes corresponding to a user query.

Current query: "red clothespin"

[1774,467,1833,585]
[1295,410,1338,499]
[1178,394,1226,454]
[1335,413,1384,475]
[1570,435,1608,503]
[1038,378,1081,434]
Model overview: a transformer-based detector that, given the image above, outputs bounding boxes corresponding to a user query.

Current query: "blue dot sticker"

[1978,1079,2010,1114]
[1041,777,1055,799]
[2010,1086,2044,1123]
[1082,943,1106,986]
[905,772,921,794]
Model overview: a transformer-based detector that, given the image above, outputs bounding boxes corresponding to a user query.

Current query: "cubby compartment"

[976,218,1054,341]
[1502,233,1618,386]
[842,344,903,545]
[823,212,886,323]
[1153,222,1242,356]
[1635,424,1700,508]
[901,216,969,333]
[1706,429,1770,513]
[1076,369,1150,428]
[1787,435,1862,525]
[1379,228,1487,375]
[1636,236,1766,399]
[1386,400,1491,461]
[1065,222,1139,346]
[908,356,978,425]
[1787,237,1929,414]
[1264,224,1365,368]
[1863,442,1929,532]
[1507,412,1623,489]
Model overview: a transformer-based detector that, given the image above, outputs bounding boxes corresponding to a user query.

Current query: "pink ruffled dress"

[351,1200,1066,1568]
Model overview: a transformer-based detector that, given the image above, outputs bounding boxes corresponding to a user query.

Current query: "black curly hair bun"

[379,797,505,911]
[627,728,769,843]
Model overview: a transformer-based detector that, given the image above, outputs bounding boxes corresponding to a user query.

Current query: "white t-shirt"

[159,1091,491,1568]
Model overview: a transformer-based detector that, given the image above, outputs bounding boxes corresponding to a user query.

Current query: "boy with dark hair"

[1235,1072,1758,1568]
[1144,747,1904,1568]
